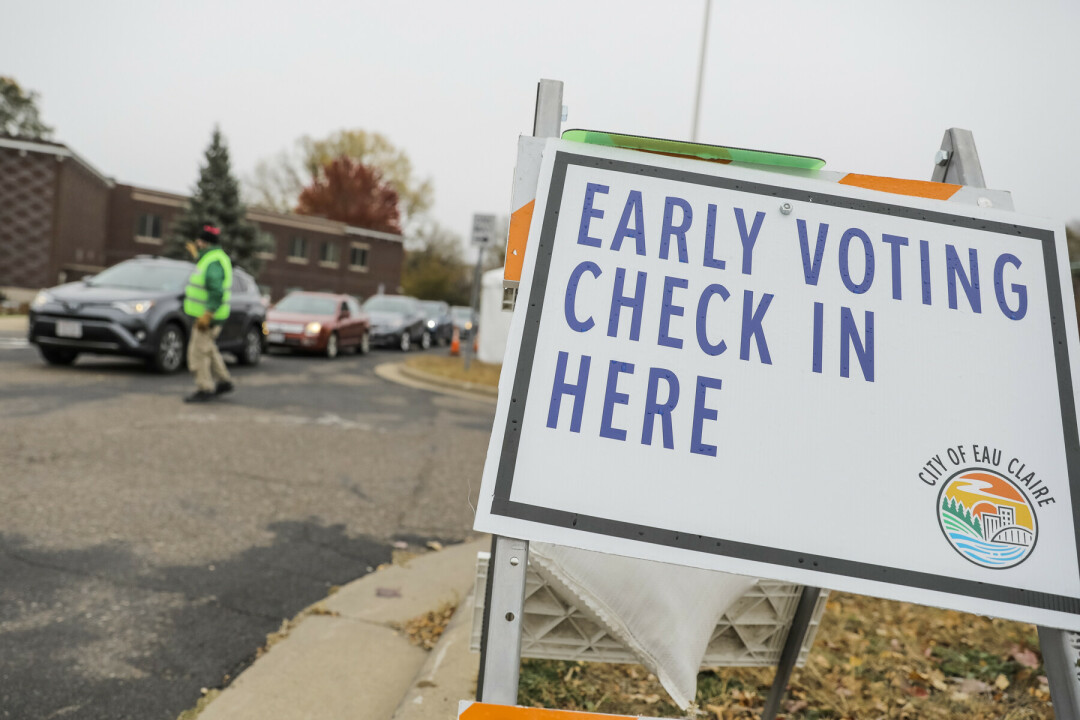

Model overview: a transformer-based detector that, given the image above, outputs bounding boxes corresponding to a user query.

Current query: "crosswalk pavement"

[0,337,30,350]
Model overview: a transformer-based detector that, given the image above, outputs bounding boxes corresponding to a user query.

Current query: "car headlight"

[304,322,322,336]
[31,291,52,309]
[427,320,437,328]
[112,299,155,314]
[465,320,473,330]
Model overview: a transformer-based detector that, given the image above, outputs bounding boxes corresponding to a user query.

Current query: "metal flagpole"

[691,0,712,142]
[476,78,564,706]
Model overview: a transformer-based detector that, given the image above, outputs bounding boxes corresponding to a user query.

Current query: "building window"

[349,243,369,271]
[288,236,308,263]
[135,213,163,244]
[319,241,340,267]
[256,230,276,260]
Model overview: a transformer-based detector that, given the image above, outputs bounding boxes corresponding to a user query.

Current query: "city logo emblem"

[938,468,1038,569]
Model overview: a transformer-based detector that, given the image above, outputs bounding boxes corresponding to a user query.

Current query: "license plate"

[55,320,82,338]
[268,332,285,343]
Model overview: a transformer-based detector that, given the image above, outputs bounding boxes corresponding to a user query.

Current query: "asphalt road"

[0,333,493,719]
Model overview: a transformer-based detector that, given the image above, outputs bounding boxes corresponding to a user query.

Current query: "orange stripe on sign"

[504,199,535,283]
[839,173,961,201]
[461,702,638,720]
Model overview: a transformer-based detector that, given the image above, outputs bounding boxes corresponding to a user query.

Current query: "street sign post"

[473,213,498,246]
[476,135,1080,632]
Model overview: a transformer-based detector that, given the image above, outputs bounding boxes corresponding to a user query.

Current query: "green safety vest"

[184,248,233,321]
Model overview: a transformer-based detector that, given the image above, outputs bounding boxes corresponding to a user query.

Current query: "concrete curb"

[194,537,488,720]
[392,588,480,719]
[375,362,498,403]
[399,362,500,398]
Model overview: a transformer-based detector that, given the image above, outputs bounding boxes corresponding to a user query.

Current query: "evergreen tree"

[166,127,268,275]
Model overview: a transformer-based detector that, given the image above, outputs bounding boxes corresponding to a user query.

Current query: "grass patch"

[405,354,501,388]
[518,592,1053,719]
[175,689,220,719]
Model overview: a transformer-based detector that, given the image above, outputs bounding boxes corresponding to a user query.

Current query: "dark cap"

[199,225,221,243]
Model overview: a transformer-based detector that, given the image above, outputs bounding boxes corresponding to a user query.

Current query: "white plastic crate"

[470,552,828,667]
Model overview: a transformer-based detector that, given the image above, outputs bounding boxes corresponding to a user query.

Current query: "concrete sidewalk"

[195,537,487,720]
[0,315,28,333]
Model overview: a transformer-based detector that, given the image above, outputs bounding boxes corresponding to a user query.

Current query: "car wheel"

[39,346,78,366]
[237,325,262,366]
[398,332,411,352]
[150,323,185,373]
[326,332,339,359]
[359,331,370,355]
[420,330,432,350]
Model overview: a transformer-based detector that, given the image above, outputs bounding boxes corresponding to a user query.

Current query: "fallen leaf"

[426,540,444,551]
[994,674,1010,690]
[785,699,808,712]
[1010,645,1041,669]
[704,704,726,719]
[952,677,991,694]
[626,693,660,704]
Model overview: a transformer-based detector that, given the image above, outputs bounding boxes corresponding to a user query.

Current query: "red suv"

[266,292,369,358]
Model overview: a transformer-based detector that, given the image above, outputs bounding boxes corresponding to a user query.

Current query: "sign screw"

[509,556,520,566]
[780,202,793,215]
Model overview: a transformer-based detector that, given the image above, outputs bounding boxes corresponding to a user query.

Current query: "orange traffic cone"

[450,327,460,356]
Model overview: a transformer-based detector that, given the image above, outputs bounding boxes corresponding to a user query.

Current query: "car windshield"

[451,307,473,321]
[420,301,447,317]
[273,294,338,315]
[86,262,191,292]
[364,296,414,314]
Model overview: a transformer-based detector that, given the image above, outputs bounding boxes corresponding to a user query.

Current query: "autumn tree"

[165,128,269,276]
[296,157,402,234]
[0,77,52,139]
[248,129,432,228]
[401,222,470,305]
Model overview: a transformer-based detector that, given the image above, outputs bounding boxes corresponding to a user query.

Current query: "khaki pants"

[188,325,232,392]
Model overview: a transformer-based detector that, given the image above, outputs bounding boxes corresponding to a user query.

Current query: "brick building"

[0,136,404,303]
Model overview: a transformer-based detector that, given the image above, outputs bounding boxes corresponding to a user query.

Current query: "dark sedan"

[419,300,454,346]
[450,305,478,340]
[363,294,430,351]
[28,256,267,372]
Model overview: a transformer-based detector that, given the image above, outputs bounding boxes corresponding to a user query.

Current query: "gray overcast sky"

[4,0,1078,248]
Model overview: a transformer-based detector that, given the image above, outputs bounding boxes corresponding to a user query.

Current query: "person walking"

[183,225,235,403]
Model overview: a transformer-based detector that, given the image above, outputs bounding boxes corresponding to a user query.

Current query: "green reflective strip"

[561,129,826,170]
[184,298,207,315]
[186,284,209,301]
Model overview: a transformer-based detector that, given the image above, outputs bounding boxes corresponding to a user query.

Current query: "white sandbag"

[530,542,758,710]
